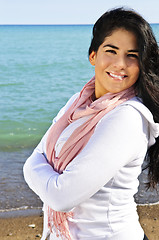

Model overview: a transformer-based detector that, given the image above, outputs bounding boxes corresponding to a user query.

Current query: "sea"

[0,24,159,217]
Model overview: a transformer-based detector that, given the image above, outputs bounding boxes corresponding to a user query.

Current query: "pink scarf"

[46,76,135,239]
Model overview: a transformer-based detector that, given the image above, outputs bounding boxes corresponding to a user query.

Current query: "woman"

[23,8,159,240]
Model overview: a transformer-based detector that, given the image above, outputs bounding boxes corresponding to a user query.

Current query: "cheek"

[96,55,112,70]
[131,63,140,79]
[134,66,140,79]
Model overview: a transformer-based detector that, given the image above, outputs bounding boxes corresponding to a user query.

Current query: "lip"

[107,72,128,81]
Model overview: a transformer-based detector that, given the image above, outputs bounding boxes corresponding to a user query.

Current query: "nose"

[113,55,127,70]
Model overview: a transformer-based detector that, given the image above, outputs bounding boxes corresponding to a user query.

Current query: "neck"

[95,80,109,99]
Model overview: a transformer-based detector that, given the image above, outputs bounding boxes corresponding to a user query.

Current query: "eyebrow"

[103,44,139,53]
[103,44,119,50]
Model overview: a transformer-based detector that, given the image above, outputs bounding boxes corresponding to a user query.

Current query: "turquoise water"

[1,24,159,151]
[0,24,159,214]
[0,25,94,151]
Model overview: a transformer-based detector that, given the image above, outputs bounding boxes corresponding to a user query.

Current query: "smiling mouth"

[107,72,127,81]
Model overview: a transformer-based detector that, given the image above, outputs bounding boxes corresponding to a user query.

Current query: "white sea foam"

[137,201,159,206]
[0,206,43,218]
[0,206,41,213]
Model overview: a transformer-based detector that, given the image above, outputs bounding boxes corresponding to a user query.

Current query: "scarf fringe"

[48,206,73,240]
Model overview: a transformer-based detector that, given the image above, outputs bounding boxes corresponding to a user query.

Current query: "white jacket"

[23,93,159,240]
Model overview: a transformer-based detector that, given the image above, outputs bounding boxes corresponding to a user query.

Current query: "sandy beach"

[0,204,159,240]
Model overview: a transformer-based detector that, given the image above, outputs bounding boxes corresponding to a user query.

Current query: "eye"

[105,49,116,54]
[127,53,139,59]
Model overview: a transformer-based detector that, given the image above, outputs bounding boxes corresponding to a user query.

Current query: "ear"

[89,51,96,66]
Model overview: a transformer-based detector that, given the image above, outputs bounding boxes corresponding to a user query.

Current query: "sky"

[0,0,159,25]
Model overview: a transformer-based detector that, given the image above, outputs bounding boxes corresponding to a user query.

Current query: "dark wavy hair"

[89,7,159,188]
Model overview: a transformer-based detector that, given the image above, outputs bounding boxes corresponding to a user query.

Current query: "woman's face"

[89,28,140,98]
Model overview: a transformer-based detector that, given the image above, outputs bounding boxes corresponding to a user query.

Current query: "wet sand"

[0,204,159,240]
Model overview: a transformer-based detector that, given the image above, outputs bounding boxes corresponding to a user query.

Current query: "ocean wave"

[137,201,159,206]
[0,206,43,218]
[0,206,42,213]
[0,133,41,151]
[0,82,24,87]
[0,121,49,151]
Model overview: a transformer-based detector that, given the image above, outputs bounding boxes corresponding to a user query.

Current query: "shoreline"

[0,204,159,240]
[0,201,159,219]
[0,208,42,219]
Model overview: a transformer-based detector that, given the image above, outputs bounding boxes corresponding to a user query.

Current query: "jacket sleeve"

[23,93,79,195]
[23,104,149,212]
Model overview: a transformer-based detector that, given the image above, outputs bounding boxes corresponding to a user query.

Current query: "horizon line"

[0,23,94,26]
[0,23,158,26]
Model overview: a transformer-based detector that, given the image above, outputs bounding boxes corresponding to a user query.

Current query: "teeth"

[109,72,125,80]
